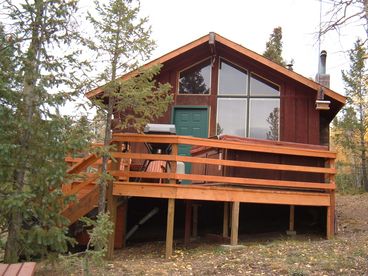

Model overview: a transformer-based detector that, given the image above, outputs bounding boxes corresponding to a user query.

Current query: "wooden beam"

[111,171,336,191]
[112,152,336,174]
[192,204,199,238]
[114,201,128,249]
[326,159,335,239]
[111,134,337,159]
[223,202,229,238]
[230,202,240,246]
[287,205,296,235]
[113,182,332,206]
[184,200,192,245]
[166,198,175,259]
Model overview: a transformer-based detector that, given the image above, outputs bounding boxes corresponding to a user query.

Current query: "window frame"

[216,58,281,140]
[177,58,212,95]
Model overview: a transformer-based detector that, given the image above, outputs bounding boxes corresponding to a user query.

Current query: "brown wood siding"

[119,43,322,145]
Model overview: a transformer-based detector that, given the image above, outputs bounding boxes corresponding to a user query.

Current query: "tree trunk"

[4,0,44,262]
[97,25,121,214]
[98,96,114,213]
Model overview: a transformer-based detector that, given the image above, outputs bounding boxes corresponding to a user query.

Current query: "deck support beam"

[287,205,296,235]
[327,191,335,239]
[114,200,128,249]
[192,204,199,238]
[184,200,192,245]
[230,202,240,246]
[223,202,229,238]
[166,198,175,258]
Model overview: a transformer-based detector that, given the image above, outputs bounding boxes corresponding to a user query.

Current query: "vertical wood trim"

[192,204,198,238]
[107,142,122,259]
[230,201,240,246]
[223,202,229,238]
[289,205,295,231]
[184,200,192,245]
[166,198,175,258]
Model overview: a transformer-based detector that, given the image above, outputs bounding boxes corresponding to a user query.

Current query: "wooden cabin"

[64,33,345,258]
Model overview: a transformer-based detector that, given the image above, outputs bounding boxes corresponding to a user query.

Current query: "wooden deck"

[62,133,336,259]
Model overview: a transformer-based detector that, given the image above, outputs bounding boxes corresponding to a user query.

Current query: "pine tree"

[0,0,91,262]
[86,0,172,215]
[263,27,286,67]
[333,39,368,191]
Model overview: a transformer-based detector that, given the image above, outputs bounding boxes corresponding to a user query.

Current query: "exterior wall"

[124,42,322,146]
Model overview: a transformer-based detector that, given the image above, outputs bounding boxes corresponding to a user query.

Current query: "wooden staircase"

[62,149,129,249]
[61,153,101,225]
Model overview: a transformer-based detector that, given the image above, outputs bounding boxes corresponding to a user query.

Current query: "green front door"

[173,107,209,176]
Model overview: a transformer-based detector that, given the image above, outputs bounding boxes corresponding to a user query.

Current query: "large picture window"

[217,59,280,140]
[178,59,211,94]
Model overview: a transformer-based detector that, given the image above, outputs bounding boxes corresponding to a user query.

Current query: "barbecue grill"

[143,123,176,154]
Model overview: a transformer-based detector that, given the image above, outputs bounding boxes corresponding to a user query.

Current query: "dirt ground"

[39,193,368,275]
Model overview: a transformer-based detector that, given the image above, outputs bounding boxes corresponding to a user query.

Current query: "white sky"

[139,0,366,94]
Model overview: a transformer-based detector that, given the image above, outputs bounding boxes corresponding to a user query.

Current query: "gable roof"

[85,33,346,106]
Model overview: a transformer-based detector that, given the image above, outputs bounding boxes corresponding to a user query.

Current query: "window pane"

[179,59,211,94]
[250,74,280,96]
[217,98,247,136]
[249,99,279,140]
[219,60,247,95]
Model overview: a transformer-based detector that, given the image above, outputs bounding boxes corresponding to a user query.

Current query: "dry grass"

[37,193,368,275]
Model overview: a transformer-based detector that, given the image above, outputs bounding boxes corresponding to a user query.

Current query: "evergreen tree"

[333,39,368,191]
[0,0,91,262]
[86,0,172,216]
[266,107,279,141]
[263,27,286,66]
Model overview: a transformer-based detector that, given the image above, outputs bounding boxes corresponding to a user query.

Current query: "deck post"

[192,204,199,238]
[114,200,128,249]
[184,200,192,245]
[106,142,122,259]
[287,205,296,235]
[326,159,335,239]
[223,202,229,238]
[230,201,240,246]
[166,198,175,258]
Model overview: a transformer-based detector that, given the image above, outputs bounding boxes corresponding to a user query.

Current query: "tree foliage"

[321,0,368,41]
[263,27,286,66]
[333,39,368,191]
[86,0,172,214]
[0,0,92,262]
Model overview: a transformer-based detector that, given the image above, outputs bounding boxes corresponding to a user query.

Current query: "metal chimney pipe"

[319,50,327,74]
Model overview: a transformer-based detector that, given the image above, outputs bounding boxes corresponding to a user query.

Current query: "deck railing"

[110,133,336,192]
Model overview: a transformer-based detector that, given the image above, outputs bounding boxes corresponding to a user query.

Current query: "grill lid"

[144,124,176,134]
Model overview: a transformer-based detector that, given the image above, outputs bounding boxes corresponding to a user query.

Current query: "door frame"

[171,105,210,137]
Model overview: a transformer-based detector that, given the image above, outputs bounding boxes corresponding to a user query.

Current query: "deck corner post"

[166,198,175,259]
[230,201,240,246]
